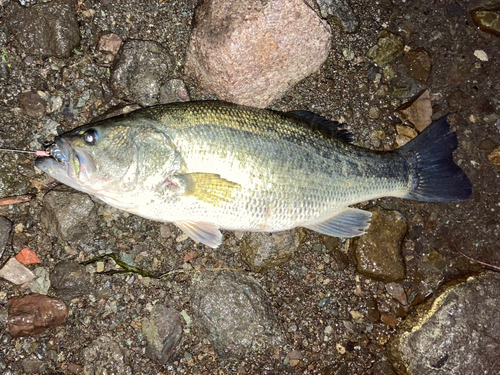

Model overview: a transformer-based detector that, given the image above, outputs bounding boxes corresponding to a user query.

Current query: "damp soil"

[0,0,499,374]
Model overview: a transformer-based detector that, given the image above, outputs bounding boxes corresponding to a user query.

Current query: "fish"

[35,101,472,248]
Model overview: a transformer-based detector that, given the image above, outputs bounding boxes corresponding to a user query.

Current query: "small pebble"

[368,107,380,119]
[474,50,488,62]
[385,282,408,305]
[380,313,399,328]
[324,325,332,335]
[15,247,40,265]
[487,147,500,166]
[336,343,346,354]
[96,262,105,273]
[350,310,364,322]
[98,33,122,55]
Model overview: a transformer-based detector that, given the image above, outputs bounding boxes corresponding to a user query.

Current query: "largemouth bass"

[35,101,472,248]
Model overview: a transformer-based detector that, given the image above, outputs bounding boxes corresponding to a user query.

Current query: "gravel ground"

[0,0,499,374]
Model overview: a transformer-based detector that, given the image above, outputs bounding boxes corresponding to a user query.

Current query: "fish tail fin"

[397,116,472,202]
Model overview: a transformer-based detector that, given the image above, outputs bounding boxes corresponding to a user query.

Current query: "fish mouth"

[35,137,97,193]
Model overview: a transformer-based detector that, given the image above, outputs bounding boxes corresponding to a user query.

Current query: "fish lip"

[36,136,96,182]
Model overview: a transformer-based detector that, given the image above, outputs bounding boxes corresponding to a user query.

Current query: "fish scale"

[35,101,472,248]
[134,102,408,229]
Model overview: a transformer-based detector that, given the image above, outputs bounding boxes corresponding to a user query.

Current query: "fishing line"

[0,148,50,156]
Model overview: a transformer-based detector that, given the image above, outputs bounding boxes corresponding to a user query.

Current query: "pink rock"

[98,33,122,55]
[399,89,433,132]
[8,294,68,337]
[185,0,332,107]
[0,257,36,285]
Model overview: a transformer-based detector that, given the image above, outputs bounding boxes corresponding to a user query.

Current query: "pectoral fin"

[180,173,241,206]
[304,207,372,238]
[174,220,223,248]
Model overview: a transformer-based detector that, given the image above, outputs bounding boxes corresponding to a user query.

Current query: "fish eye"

[83,129,99,145]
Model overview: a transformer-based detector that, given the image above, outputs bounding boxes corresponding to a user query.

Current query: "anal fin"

[304,207,372,238]
[174,220,223,248]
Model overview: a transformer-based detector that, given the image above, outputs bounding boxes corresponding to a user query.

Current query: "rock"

[353,207,407,282]
[317,0,359,33]
[380,313,399,329]
[287,349,303,367]
[471,6,500,37]
[372,360,397,375]
[40,189,98,247]
[51,261,93,301]
[20,357,43,374]
[368,106,380,119]
[111,40,173,106]
[15,247,40,265]
[391,70,423,103]
[65,363,84,374]
[473,49,488,62]
[184,0,332,107]
[28,267,51,295]
[98,33,122,55]
[388,272,500,375]
[83,335,131,375]
[396,125,418,139]
[366,31,404,67]
[7,294,68,337]
[0,216,12,258]
[18,92,47,118]
[321,235,349,271]
[159,79,190,104]
[142,306,183,365]
[0,257,36,285]
[0,61,9,79]
[240,230,303,273]
[395,135,412,148]
[487,147,500,166]
[6,0,80,58]
[395,124,418,147]
[385,282,407,305]
[478,139,497,151]
[191,271,285,359]
[406,48,431,82]
[398,89,433,132]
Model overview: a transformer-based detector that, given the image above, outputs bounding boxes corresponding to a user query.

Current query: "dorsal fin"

[288,110,354,143]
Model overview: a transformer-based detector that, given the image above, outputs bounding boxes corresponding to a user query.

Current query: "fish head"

[35,116,180,201]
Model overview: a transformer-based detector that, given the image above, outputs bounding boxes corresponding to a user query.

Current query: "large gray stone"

[6,0,80,58]
[111,40,173,106]
[83,335,132,375]
[191,271,285,359]
[388,272,500,374]
[41,189,97,247]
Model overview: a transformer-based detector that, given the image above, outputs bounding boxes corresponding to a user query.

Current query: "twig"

[159,267,245,279]
[453,244,500,272]
[0,194,35,206]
